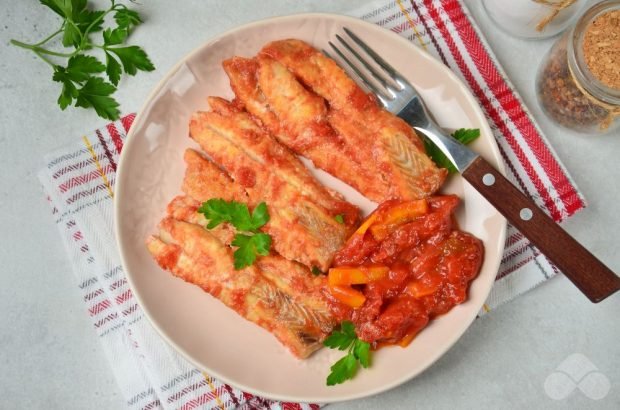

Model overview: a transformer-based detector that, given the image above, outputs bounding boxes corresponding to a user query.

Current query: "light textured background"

[0,0,618,409]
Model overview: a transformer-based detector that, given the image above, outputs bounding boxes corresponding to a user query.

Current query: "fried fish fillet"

[182,148,247,202]
[166,194,335,332]
[205,97,359,226]
[223,56,384,200]
[147,217,335,358]
[181,142,347,271]
[260,39,447,201]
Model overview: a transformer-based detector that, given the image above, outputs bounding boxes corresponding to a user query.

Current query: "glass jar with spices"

[536,0,620,134]
[483,0,586,39]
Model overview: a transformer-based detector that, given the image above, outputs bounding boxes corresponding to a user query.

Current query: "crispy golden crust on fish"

[182,149,247,202]
[182,133,347,271]
[223,56,385,200]
[166,195,336,334]
[166,195,235,245]
[261,39,375,114]
[260,39,447,200]
[222,58,282,134]
[147,218,335,358]
[328,110,447,200]
[202,97,359,225]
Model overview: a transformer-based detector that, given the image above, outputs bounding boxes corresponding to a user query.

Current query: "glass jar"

[536,0,620,134]
[482,0,586,39]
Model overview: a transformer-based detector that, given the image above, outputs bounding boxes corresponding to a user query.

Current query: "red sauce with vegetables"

[324,195,484,348]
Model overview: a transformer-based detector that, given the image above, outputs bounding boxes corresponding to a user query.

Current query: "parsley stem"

[33,28,64,47]
[80,7,115,49]
[9,40,76,57]
[33,50,56,68]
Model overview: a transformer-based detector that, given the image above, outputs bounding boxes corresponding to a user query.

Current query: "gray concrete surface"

[0,0,618,409]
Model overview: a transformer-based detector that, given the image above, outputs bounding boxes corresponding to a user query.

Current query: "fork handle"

[462,156,620,303]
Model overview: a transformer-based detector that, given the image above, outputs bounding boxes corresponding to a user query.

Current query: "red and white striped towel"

[38,1,585,409]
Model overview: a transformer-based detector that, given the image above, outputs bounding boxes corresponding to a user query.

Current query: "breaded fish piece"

[223,56,385,200]
[206,97,359,226]
[166,194,336,335]
[182,137,346,271]
[260,39,447,200]
[328,109,446,200]
[260,39,375,114]
[147,218,334,358]
[222,57,282,134]
[167,194,235,245]
[182,149,247,202]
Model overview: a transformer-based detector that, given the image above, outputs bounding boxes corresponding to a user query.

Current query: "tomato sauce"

[324,195,484,348]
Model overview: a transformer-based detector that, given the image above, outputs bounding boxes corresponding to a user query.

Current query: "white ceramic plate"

[115,13,507,403]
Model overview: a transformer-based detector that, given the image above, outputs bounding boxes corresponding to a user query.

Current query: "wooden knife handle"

[462,156,620,303]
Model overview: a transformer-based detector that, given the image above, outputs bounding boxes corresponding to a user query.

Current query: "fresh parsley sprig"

[10,0,154,120]
[324,321,371,386]
[198,199,272,270]
[424,128,481,173]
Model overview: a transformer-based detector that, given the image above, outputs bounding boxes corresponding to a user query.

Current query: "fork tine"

[327,42,391,106]
[335,34,397,93]
[343,28,407,86]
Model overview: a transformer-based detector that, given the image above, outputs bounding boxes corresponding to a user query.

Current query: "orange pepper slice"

[328,266,389,286]
[398,330,418,347]
[343,213,378,248]
[405,279,441,298]
[329,285,366,308]
[370,200,429,240]
[354,213,378,236]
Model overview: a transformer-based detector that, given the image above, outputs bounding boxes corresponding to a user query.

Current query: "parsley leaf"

[66,55,105,81]
[70,0,87,18]
[103,27,128,46]
[12,1,155,120]
[105,52,122,86]
[327,354,358,386]
[250,202,270,230]
[340,321,356,339]
[311,266,322,276]
[231,233,272,269]
[334,214,345,224]
[57,79,78,110]
[252,233,272,255]
[114,7,142,30]
[424,128,481,173]
[198,198,232,229]
[106,45,155,76]
[75,77,120,120]
[39,0,69,18]
[353,339,371,368]
[452,128,481,145]
[198,199,270,232]
[324,321,372,385]
[199,199,272,269]
[323,328,355,351]
[75,10,105,33]
[62,21,82,47]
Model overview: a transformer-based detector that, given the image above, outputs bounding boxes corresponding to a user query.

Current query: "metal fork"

[327,28,620,303]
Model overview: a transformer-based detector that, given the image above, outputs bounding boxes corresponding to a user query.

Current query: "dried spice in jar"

[583,9,620,90]
[536,0,620,134]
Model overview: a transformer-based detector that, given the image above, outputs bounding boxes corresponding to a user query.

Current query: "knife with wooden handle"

[414,124,620,303]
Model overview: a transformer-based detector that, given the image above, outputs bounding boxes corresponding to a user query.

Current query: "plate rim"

[114,12,507,403]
